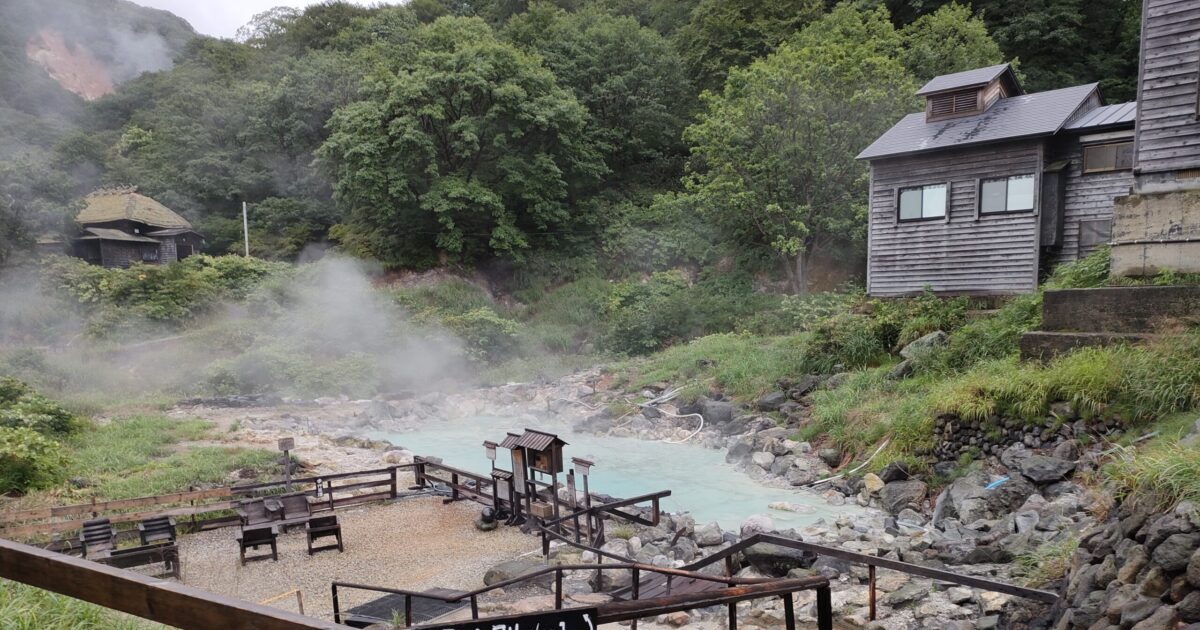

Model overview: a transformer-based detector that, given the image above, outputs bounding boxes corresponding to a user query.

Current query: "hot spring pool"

[369,418,861,529]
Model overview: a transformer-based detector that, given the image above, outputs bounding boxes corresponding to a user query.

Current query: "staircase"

[1019,285,1200,361]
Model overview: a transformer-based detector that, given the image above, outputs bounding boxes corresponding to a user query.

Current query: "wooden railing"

[0,465,413,544]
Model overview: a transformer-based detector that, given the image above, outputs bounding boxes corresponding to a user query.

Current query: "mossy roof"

[77,188,192,229]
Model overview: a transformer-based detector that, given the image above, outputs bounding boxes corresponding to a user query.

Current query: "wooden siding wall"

[158,237,178,264]
[868,141,1043,296]
[1134,0,1200,174]
[1048,138,1135,265]
[99,241,157,269]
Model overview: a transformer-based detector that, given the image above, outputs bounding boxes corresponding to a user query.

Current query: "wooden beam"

[0,487,233,524]
[0,537,341,630]
[595,577,828,623]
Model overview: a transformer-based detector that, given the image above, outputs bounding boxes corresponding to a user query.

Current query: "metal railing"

[332,562,832,630]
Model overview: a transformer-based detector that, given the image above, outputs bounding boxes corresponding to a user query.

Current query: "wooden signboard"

[278,437,295,452]
[420,608,599,630]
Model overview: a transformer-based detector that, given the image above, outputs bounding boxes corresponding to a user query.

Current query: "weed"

[1014,536,1079,587]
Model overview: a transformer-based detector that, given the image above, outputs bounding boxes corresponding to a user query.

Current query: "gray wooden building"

[1109,0,1200,277]
[858,65,1136,296]
[71,188,204,269]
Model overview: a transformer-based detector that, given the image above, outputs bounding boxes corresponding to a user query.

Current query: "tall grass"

[0,580,161,630]
[618,333,811,400]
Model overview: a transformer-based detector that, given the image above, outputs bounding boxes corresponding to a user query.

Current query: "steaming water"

[370,418,863,529]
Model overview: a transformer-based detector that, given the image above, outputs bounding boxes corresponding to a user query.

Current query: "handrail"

[677,532,1059,617]
[540,490,672,528]
[537,524,634,564]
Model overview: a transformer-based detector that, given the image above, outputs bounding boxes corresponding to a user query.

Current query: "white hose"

[805,438,891,487]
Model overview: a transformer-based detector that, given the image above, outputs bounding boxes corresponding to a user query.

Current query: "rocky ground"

[167,346,1153,630]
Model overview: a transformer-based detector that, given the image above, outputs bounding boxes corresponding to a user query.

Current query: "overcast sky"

[131,1,392,39]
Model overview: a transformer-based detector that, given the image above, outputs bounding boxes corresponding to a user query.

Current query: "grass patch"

[1014,536,1079,588]
[616,333,810,400]
[0,580,161,630]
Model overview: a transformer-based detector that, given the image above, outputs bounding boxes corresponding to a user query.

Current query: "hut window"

[1083,141,1134,173]
[897,183,947,221]
[980,174,1035,214]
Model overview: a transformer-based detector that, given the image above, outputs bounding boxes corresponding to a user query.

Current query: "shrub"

[440,308,523,363]
[0,426,67,494]
[604,271,695,354]
[0,377,79,437]
[778,287,864,331]
[804,314,890,373]
[1046,246,1110,289]
[917,293,1041,374]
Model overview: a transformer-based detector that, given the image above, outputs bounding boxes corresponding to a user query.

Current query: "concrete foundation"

[1110,189,1200,277]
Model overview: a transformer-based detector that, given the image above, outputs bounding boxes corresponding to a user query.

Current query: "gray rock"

[1000,443,1033,470]
[1188,547,1200,588]
[770,454,796,476]
[888,359,914,380]
[1121,599,1161,629]
[1017,455,1075,484]
[695,522,723,547]
[1154,533,1200,572]
[900,331,948,359]
[756,391,788,411]
[751,451,776,470]
[1179,591,1200,623]
[725,436,754,464]
[818,448,842,468]
[743,542,816,577]
[947,587,974,604]
[1130,605,1179,630]
[882,582,926,607]
[976,616,1000,630]
[811,556,852,579]
[1014,510,1040,534]
[786,464,822,486]
[701,400,735,426]
[1143,512,1194,552]
[880,480,928,515]
[824,372,851,390]
[740,514,775,536]
[984,475,1037,515]
[879,461,912,483]
[790,375,822,397]
[1052,440,1080,461]
[483,559,548,586]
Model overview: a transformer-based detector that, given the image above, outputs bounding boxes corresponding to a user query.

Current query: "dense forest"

[0,0,1141,293]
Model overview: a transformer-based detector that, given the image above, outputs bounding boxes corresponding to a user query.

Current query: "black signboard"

[421,608,599,630]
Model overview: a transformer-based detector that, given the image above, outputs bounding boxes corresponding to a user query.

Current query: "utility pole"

[242,201,250,257]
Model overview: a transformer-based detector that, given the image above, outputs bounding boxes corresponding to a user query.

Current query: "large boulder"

[484,559,548,586]
[755,391,788,411]
[701,400,736,426]
[880,480,928,515]
[1017,455,1075,484]
[741,514,775,536]
[1153,533,1200,572]
[817,448,842,468]
[899,331,948,359]
[946,476,988,523]
[878,461,911,483]
[751,451,776,470]
[742,543,817,577]
[984,476,1037,516]
[695,522,724,547]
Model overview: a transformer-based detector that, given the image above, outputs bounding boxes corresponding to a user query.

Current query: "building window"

[979,174,1035,214]
[898,183,948,221]
[1083,141,1134,173]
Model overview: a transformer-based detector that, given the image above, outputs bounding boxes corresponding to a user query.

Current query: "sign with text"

[422,608,599,630]
[277,437,295,452]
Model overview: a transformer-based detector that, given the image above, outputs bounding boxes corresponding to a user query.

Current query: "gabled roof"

[78,227,161,243]
[916,63,1021,96]
[146,228,202,237]
[515,429,566,451]
[1064,101,1137,131]
[77,187,192,230]
[857,83,1100,160]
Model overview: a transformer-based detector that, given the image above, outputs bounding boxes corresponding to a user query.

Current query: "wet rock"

[1016,455,1075,484]
[900,331,947,359]
[878,461,911,483]
[756,391,788,411]
[863,473,885,495]
[786,464,822,486]
[984,476,1037,515]
[1154,533,1200,572]
[701,400,736,426]
[751,451,776,470]
[1187,547,1200,587]
[725,436,754,464]
[770,454,796,476]
[880,480,927,515]
[888,359,914,380]
[1053,440,1080,461]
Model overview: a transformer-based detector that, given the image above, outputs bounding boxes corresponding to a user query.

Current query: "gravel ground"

[177,496,538,622]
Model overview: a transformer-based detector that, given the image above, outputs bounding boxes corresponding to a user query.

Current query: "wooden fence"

[0,465,411,544]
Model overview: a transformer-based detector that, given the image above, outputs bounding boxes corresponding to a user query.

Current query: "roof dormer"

[917,63,1023,123]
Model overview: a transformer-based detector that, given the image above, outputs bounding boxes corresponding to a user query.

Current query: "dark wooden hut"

[71,188,204,268]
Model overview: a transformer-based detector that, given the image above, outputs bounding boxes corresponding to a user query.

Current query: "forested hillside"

[0,0,1140,292]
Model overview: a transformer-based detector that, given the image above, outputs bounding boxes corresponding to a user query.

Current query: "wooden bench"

[137,516,177,546]
[237,525,278,565]
[99,543,181,579]
[278,493,313,531]
[305,515,343,555]
[237,498,275,527]
[81,518,116,559]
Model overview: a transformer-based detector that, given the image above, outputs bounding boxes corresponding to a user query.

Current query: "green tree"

[682,4,917,294]
[319,16,605,267]
[899,2,1005,83]
[503,4,693,173]
[674,0,824,91]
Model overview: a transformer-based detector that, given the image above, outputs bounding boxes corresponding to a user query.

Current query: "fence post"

[405,594,412,627]
[868,564,877,621]
[725,555,737,630]
[782,594,796,630]
[631,567,640,630]
[331,583,340,624]
[816,585,833,630]
[389,467,398,500]
[555,568,563,610]
[470,594,478,619]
